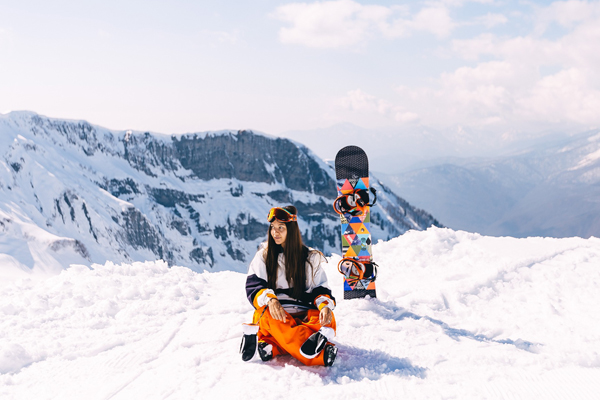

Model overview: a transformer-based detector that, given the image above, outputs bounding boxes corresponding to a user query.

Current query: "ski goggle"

[267,207,297,223]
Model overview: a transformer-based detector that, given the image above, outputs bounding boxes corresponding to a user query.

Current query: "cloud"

[339,89,419,123]
[439,0,496,6]
[271,0,455,48]
[519,68,600,124]
[340,89,391,114]
[534,0,600,33]
[329,1,600,134]
[271,0,390,48]
[408,6,455,37]
[196,29,240,47]
[284,1,600,138]
[205,29,240,45]
[394,56,600,131]
[473,12,508,28]
[385,1,600,132]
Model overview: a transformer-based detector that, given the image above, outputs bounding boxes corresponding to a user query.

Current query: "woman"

[241,205,337,367]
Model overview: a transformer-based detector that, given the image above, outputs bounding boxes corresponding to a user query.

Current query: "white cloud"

[409,6,455,38]
[340,89,390,114]
[339,89,420,123]
[271,0,455,48]
[439,0,496,6]
[327,1,600,135]
[535,0,600,33]
[203,29,240,45]
[404,1,600,131]
[474,12,508,28]
[395,111,420,123]
[272,0,390,48]
[451,33,497,60]
[519,68,600,125]
[388,62,521,128]
[193,29,241,48]
[394,57,600,131]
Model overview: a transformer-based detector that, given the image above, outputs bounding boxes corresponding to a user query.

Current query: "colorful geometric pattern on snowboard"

[335,146,376,299]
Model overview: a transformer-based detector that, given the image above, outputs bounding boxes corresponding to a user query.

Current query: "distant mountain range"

[0,111,441,276]
[383,130,600,238]
[280,123,562,174]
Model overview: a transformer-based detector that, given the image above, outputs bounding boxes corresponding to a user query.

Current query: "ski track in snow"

[1,227,600,399]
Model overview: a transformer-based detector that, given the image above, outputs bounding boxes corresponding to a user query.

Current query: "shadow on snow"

[263,345,427,384]
[370,299,540,353]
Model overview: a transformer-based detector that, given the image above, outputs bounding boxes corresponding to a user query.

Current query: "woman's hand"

[319,307,333,326]
[267,298,287,323]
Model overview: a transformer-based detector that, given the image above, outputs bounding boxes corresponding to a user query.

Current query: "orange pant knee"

[252,307,336,366]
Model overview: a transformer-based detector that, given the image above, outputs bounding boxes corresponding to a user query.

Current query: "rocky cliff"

[0,111,441,274]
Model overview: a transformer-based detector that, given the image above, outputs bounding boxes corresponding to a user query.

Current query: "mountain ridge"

[383,128,600,238]
[0,111,441,276]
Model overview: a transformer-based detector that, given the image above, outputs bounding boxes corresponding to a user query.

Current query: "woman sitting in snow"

[241,205,337,367]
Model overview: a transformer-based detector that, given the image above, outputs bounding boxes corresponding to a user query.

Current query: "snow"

[1,227,599,399]
[572,148,600,170]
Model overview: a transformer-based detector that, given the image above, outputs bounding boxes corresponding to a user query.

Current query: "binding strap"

[333,188,377,216]
[337,258,378,281]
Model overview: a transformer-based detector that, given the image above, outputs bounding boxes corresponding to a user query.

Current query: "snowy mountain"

[0,111,440,278]
[383,130,600,238]
[2,227,599,399]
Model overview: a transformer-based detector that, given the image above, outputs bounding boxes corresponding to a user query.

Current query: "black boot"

[257,341,273,362]
[300,331,328,359]
[323,344,338,367]
[240,333,257,362]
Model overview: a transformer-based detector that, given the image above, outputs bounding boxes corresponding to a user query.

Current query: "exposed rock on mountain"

[0,111,441,274]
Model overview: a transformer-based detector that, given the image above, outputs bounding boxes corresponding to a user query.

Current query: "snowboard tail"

[334,146,377,300]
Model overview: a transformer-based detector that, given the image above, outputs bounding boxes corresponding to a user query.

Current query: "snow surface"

[1,227,599,399]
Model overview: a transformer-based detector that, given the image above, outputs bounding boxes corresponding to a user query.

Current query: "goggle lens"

[267,207,298,222]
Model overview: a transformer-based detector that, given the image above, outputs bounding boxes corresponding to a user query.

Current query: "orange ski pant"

[252,306,336,366]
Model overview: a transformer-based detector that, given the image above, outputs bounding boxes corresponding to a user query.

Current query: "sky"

[1,1,600,149]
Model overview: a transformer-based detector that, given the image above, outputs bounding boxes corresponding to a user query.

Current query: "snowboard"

[334,145,376,299]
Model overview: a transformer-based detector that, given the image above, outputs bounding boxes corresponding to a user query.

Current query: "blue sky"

[1,0,600,146]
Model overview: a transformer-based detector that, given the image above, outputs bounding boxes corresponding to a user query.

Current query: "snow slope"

[1,227,599,399]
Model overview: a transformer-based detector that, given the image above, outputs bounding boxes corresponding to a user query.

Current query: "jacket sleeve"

[245,247,276,309]
[304,250,336,310]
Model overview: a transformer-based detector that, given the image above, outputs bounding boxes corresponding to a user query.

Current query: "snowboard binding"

[337,257,378,281]
[333,188,377,216]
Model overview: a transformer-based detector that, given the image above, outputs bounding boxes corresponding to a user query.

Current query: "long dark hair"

[265,205,309,299]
